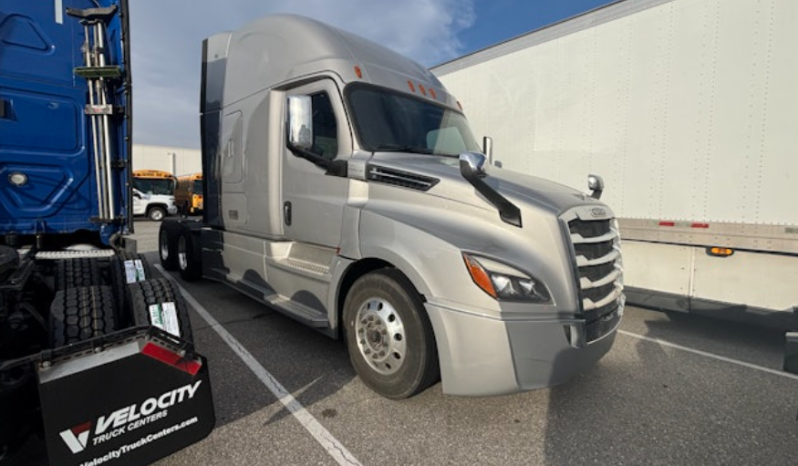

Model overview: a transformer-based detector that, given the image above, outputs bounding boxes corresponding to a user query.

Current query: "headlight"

[462,253,551,303]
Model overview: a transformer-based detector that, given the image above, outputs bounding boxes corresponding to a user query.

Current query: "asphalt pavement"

[129,220,798,466]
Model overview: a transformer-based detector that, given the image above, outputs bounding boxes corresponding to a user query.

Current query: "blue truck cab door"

[0,0,131,247]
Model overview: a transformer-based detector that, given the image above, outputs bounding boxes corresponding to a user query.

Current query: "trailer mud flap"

[37,336,215,466]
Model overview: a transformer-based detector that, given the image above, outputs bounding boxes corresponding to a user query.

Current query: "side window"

[310,93,338,160]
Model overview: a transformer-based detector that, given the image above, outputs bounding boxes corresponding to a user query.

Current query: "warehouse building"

[132,144,202,175]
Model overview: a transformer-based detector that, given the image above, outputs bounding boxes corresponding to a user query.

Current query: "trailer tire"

[159,221,180,271]
[110,252,152,326]
[177,227,202,282]
[50,286,117,347]
[343,269,439,399]
[56,258,101,291]
[128,278,193,343]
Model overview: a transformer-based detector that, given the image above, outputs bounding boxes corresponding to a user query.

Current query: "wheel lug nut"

[379,351,385,357]
[365,349,371,354]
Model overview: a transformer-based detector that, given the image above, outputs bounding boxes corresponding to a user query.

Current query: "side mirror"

[482,136,493,166]
[133,189,142,199]
[459,151,487,179]
[287,95,313,150]
[588,174,604,200]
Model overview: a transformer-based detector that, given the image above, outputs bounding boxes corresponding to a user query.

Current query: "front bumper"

[425,301,620,396]
[167,205,178,215]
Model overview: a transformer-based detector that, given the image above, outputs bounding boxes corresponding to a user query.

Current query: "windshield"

[133,177,175,195]
[346,84,481,156]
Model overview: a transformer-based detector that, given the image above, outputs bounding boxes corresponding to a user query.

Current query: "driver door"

[282,79,352,248]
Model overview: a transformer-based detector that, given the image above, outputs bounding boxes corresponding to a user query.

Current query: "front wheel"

[343,269,439,399]
[148,206,166,221]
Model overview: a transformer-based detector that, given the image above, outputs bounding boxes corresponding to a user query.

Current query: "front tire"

[343,269,439,399]
[148,206,166,221]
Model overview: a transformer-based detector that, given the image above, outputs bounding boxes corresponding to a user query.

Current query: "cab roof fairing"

[212,14,460,110]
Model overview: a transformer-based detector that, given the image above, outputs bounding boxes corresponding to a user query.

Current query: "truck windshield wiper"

[374,144,434,155]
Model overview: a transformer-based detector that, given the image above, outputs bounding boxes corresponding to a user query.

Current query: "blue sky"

[458,0,615,60]
[130,0,615,149]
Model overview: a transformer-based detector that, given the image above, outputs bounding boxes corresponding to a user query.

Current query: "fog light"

[9,172,28,186]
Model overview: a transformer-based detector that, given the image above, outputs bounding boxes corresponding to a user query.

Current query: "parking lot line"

[155,266,363,466]
[617,329,798,381]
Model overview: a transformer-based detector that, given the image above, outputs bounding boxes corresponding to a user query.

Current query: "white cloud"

[128,0,475,149]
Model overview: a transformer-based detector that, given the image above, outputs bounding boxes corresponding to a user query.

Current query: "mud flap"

[37,333,215,466]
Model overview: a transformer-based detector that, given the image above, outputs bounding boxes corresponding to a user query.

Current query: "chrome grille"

[562,208,624,343]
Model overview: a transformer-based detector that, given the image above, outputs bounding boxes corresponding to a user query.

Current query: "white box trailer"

[433,0,798,329]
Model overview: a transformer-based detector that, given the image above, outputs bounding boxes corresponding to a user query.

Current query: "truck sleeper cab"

[161,14,624,398]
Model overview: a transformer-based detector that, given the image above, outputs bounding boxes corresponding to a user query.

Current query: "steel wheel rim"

[354,297,406,375]
[178,235,188,270]
[151,209,164,221]
[159,230,169,261]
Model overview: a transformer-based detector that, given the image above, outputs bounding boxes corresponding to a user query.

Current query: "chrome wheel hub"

[355,298,406,375]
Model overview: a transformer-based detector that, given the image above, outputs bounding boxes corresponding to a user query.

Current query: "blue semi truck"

[0,1,214,464]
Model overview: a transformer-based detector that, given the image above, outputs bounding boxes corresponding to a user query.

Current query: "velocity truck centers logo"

[59,381,202,454]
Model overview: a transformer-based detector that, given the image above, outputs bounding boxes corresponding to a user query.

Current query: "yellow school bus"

[175,173,203,215]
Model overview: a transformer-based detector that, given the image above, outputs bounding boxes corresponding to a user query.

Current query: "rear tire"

[159,221,180,271]
[110,252,152,326]
[127,278,193,343]
[55,258,101,291]
[343,269,439,399]
[50,286,117,347]
[177,227,202,282]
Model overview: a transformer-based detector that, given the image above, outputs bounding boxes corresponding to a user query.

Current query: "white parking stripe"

[617,330,798,381]
[155,265,362,466]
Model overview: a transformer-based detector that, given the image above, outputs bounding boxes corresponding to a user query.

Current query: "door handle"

[284,201,292,226]
[0,98,10,119]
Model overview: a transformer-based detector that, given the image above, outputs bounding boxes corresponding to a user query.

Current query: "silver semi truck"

[159,15,624,398]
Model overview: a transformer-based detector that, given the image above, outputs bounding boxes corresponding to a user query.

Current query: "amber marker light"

[354,66,363,78]
[407,80,416,92]
[707,247,734,257]
[463,254,497,298]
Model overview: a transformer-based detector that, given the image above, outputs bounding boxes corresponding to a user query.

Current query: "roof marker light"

[418,84,427,96]
[691,223,709,229]
[658,221,675,227]
[407,80,416,92]
[354,66,362,79]
[429,88,437,99]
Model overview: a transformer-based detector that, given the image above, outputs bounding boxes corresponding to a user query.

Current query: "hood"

[367,152,606,217]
